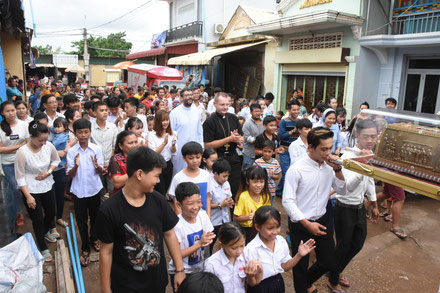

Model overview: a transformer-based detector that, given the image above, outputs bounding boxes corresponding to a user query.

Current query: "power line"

[87,45,130,53]
[87,0,154,30]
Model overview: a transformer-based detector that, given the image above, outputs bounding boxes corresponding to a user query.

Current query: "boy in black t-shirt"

[93,146,186,293]
[254,116,284,159]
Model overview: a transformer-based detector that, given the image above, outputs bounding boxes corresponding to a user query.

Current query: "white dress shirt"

[207,99,215,114]
[67,142,104,198]
[209,175,232,226]
[335,146,376,205]
[288,137,308,166]
[90,120,118,166]
[282,155,346,222]
[243,234,291,281]
[147,130,178,162]
[15,142,60,194]
[205,249,246,293]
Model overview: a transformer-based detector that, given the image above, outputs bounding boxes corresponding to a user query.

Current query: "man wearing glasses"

[169,88,204,176]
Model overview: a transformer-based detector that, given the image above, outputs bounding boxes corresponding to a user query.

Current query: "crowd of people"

[0,76,408,293]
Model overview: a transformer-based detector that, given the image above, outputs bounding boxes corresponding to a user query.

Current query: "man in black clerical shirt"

[203,92,244,198]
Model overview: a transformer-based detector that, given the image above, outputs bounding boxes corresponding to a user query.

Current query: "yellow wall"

[78,60,111,86]
[263,41,277,93]
[1,32,23,80]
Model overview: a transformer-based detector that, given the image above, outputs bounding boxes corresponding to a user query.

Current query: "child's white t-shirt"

[168,168,213,211]
[0,120,29,164]
[168,210,214,274]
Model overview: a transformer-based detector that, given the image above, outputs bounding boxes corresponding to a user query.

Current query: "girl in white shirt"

[148,110,177,197]
[15,101,33,123]
[14,121,61,262]
[125,117,147,146]
[205,222,263,293]
[244,206,316,293]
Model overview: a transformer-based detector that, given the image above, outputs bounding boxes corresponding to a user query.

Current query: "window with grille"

[289,32,343,51]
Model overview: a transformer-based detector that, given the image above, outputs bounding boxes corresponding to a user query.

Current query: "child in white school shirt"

[208,158,234,253]
[168,182,215,292]
[243,206,316,293]
[205,222,263,293]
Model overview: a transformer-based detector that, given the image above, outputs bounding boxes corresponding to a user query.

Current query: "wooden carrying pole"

[56,239,75,293]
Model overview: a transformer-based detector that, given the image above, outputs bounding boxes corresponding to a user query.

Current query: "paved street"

[34,191,440,293]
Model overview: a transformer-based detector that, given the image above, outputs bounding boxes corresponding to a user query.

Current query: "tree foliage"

[35,44,63,55]
[70,32,132,58]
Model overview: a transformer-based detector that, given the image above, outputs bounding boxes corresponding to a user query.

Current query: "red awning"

[166,42,198,55]
[126,47,166,60]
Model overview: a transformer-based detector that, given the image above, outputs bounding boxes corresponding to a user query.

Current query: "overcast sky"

[23,0,169,54]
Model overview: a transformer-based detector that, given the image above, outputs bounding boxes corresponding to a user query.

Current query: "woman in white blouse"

[147,110,177,197]
[14,121,61,262]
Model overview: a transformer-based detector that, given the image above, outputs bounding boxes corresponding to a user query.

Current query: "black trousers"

[155,160,173,197]
[73,192,101,252]
[22,190,56,251]
[333,201,367,275]
[247,273,285,293]
[221,152,241,198]
[289,214,338,293]
[52,168,67,220]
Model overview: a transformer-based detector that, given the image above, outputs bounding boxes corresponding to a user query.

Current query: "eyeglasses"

[183,94,193,97]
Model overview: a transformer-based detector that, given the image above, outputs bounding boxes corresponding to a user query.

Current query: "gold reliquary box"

[342,109,440,200]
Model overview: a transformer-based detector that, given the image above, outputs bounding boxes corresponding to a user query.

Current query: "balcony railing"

[166,21,203,43]
[392,11,440,34]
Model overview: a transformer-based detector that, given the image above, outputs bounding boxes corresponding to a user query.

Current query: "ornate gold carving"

[300,0,333,9]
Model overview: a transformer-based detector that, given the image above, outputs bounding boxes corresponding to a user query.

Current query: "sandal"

[45,232,58,243]
[379,212,390,217]
[41,249,53,262]
[390,228,407,240]
[80,251,90,267]
[384,214,393,222]
[51,229,61,239]
[16,217,24,226]
[56,219,69,228]
[93,241,100,252]
[327,284,344,293]
[339,276,350,287]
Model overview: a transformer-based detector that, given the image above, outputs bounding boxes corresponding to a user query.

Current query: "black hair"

[28,120,49,137]
[241,165,270,203]
[316,102,329,113]
[288,99,301,109]
[263,115,277,125]
[149,106,156,115]
[277,110,284,116]
[360,101,370,108]
[127,87,133,92]
[106,96,121,108]
[212,158,231,174]
[180,87,192,98]
[296,118,313,130]
[307,127,334,149]
[33,112,48,122]
[125,117,143,131]
[124,97,139,108]
[198,84,205,88]
[262,139,276,151]
[177,272,224,293]
[385,97,397,106]
[0,100,15,136]
[63,93,79,107]
[218,222,245,246]
[84,100,94,111]
[127,142,165,177]
[73,118,91,132]
[92,101,107,112]
[64,108,79,123]
[39,94,55,112]
[147,115,155,122]
[175,182,200,203]
[53,117,68,131]
[90,95,102,102]
[296,96,304,101]
[82,111,89,118]
[214,87,222,94]
[163,85,169,90]
[264,92,274,101]
[157,87,165,93]
[254,206,281,228]
[115,130,135,154]
[181,141,203,157]
[238,116,245,121]
[336,107,347,118]
[249,103,261,112]
[356,119,378,135]
[170,88,177,94]
[14,100,27,109]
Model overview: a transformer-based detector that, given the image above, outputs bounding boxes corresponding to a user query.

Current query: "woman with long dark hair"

[107,131,138,194]
[14,121,61,262]
[15,101,33,123]
[147,110,177,196]
[0,101,29,228]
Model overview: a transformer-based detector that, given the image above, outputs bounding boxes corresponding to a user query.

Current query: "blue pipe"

[70,213,86,293]
[66,226,81,293]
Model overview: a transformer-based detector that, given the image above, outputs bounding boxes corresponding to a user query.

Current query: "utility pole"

[83,28,90,82]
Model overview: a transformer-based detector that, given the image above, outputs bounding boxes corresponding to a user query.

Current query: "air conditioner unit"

[214,23,225,34]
